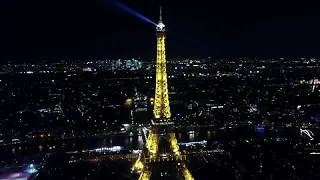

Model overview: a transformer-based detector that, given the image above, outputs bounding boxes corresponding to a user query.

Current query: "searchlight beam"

[108,0,157,26]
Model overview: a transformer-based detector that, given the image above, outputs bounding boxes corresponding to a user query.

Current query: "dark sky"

[1,0,320,61]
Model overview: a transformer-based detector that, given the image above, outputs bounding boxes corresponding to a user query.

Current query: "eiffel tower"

[131,7,194,180]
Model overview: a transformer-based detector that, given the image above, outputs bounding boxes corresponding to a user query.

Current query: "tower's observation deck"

[132,7,193,180]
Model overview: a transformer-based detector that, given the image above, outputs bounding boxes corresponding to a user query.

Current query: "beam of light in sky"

[107,0,157,26]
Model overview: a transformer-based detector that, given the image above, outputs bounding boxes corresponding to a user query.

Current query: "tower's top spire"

[156,6,165,32]
[159,6,162,23]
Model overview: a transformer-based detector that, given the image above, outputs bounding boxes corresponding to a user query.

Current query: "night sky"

[1,0,320,61]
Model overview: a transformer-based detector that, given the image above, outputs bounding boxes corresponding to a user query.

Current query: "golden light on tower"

[153,6,171,119]
[132,7,193,180]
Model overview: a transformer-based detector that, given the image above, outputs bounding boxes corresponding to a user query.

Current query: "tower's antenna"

[156,6,165,32]
[159,6,162,23]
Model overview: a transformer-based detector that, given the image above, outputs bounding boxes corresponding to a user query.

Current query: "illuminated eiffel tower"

[132,7,194,180]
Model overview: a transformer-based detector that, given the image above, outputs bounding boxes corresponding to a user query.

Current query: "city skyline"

[1,1,320,179]
[1,0,320,62]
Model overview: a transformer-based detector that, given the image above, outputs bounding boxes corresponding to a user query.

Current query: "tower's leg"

[180,163,194,180]
[132,156,144,172]
[138,170,151,180]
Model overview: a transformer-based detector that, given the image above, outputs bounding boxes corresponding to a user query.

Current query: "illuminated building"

[133,87,148,112]
[112,58,142,70]
[125,98,133,106]
[126,88,150,126]
[132,7,193,180]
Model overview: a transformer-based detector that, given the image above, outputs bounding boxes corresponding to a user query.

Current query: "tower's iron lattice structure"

[132,7,194,180]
